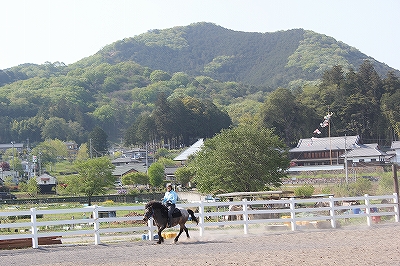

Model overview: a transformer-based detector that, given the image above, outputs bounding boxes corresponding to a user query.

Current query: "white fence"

[1,193,399,248]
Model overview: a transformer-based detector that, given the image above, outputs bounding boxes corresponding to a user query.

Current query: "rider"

[162,184,178,228]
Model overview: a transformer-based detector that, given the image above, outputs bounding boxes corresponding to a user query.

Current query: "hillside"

[1,22,400,147]
[74,22,399,89]
[2,22,399,88]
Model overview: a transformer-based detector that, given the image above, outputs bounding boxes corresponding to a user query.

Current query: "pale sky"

[1,0,399,71]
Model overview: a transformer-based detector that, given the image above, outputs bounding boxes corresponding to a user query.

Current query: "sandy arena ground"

[1,223,400,265]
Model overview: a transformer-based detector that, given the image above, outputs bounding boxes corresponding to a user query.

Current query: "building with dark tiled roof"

[289,135,360,166]
[340,143,387,165]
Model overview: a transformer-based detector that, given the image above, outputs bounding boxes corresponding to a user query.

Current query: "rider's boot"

[167,217,172,227]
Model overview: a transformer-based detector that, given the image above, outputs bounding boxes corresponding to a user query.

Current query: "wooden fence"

[1,193,399,249]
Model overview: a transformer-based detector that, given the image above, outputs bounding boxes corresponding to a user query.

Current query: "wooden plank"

[0,236,62,249]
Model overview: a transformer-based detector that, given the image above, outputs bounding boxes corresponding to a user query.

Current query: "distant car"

[0,192,17,200]
[205,195,220,202]
[362,176,379,182]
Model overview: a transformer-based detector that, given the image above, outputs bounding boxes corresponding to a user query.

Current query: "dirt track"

[1,223,400,265]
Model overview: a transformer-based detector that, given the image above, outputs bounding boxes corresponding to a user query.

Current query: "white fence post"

[289,197,296,231]
[30,208,38,249]
[242,199,249,235]
[198,201,205,237]
[329,196,336,228]
[364,194,372,226]
[394,193,399,222]
[92,205,101,245]
[147,218,154,240]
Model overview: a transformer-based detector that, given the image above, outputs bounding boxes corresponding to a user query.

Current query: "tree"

[76,143,89,161]
[88,126,108,157]
[21,178,39,197]
[260,88,313,146]
[121,172,149,186]
[189,125,290,194]
[174,167,193,187]
[32,142,58,169]
[0,161,10,171]
[149,70,171,83]
[124,112,157,146]
[68,157,115,205]
[147,162,165,188]
[41,117,70,140]
[153,93,174,143]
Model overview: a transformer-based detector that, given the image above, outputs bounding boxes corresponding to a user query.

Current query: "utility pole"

[11,141,15,176]
[37,148,42,176]
[344,135,348,184]
[27,138,31,180]
[89,138,93,159]
[145,142,148,174]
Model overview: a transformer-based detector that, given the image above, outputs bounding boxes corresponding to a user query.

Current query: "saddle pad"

[172,208,182,218]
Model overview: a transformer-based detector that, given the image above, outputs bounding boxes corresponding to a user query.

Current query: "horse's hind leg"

[174,227,184,243]
[184,226,190,238]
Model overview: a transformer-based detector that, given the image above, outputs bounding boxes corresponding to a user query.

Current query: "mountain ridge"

[2,22,398,88]
[81,22,399,88]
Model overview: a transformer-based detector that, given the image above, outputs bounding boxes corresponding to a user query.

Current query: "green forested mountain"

[74,22,399,88]
[0,22,400,149]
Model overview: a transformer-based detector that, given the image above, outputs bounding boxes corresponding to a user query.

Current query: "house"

[124,148,148,159]
[111,157,140,166]
[165,166,179,181]
[0,143,24,153]
[65,141,78,160]
[391,141,400,165]
[112,162,148,179]
[36,173,57,194]
[289,135,360,167]
[340,143,387,165]
[0,170,18,184]
[174,139,204,165]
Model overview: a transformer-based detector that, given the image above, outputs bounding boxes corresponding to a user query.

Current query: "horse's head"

[143,201,167,221]
[143,206,153,222]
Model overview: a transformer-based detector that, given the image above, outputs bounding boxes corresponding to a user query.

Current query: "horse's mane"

[145,200,167,211]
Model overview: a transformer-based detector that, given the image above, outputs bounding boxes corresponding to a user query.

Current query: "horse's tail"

[187,209,199,225]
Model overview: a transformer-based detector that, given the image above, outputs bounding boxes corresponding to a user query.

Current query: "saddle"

[171,208,182,218]
[163,206,182,218]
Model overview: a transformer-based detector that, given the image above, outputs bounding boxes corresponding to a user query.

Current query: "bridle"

[143,207,154,221]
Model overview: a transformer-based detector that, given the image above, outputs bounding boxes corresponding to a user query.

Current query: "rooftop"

[290,135,360,152]
[174,139,204,161]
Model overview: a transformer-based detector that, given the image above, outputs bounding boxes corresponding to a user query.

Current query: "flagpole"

[329,114,332,165]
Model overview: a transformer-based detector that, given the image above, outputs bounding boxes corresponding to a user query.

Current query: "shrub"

[294,185,315,198]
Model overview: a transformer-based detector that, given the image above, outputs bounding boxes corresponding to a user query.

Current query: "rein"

[145,207,154,219]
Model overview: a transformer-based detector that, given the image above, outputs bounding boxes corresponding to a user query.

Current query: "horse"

[143,201,198,244]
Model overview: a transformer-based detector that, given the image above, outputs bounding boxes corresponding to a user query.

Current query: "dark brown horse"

[143,201,198,244]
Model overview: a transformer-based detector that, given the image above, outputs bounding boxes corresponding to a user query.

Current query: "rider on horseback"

[162,184,178,228]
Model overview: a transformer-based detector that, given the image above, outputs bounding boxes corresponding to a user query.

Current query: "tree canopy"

[189,125,290,194]
[67,157,115,205]
[0,22,399,149]
[147,162,165,188]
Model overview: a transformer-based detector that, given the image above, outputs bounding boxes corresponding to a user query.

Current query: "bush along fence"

[0,193,399,249]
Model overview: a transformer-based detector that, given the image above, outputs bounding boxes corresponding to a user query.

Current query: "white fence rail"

[1,193,399,248]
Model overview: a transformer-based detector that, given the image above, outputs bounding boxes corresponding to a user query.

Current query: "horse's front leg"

[157,226,166,244]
